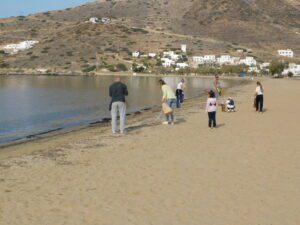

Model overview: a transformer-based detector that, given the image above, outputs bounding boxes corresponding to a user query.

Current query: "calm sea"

[0,75,239,144]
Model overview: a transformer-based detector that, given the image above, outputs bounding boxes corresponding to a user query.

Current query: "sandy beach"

[0,78,300,225]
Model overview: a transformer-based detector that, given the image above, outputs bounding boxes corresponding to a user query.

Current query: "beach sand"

[0,78,299,225]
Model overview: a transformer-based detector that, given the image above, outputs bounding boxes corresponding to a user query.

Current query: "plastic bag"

[162,103,173,115]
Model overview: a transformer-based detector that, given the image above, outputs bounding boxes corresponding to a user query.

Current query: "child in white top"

[206,90,217,128]
[255,81,264,112]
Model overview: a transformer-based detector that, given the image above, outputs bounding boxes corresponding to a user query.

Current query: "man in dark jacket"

[109,76,128,134]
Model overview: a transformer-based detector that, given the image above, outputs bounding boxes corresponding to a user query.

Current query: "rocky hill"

[0,0,299,72]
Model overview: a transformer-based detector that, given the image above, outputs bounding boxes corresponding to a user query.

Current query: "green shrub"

[30,55,39,60]
[288,72,294,78]
[81,65,96,73]
[116,63,127,71]
[0,61,9,68]
[106,65,117,72]
[269,60,284,75]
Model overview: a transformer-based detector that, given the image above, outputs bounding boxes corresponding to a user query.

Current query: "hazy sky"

[0,0,95,18]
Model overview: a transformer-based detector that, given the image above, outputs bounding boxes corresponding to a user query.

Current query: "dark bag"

[253,98,256,108]
[109,101,112,111]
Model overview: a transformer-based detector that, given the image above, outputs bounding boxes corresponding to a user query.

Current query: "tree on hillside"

[269,60,284,75]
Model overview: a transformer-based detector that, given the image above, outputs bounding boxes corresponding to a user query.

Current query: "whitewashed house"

[163,51,181,61]
[278,49,294,58]
[132,51,140,58]
[176,62,189,69]
[203,55,216,63]
[282,64,300,76]
[230,57,240,65]
[181,44,187,53]
[217,55,231,65]
[3,40,39,54]
[192,56,204,64]
[36,68,47,73]
[161,58,175,67]
[89,17,100,23]
[148,53,156,58]
[248,66,260,73]
[101,17,111,24]
[240,57,257,66]
[261,62,270,69]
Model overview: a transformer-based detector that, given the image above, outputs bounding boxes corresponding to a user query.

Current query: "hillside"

[0,0,299,73]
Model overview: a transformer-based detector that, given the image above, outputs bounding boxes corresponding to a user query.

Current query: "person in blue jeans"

[176,79,185,108]
[159,79,177,125]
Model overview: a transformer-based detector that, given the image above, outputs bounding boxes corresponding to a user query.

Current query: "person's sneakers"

[170,121,175,125]
[162,121,169,125]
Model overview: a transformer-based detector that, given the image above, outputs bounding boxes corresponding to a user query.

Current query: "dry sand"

[0,78,300,225]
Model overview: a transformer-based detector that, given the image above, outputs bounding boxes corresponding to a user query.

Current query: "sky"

[0,0,95,19]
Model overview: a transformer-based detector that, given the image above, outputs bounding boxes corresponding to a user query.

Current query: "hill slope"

[0,0,299,72]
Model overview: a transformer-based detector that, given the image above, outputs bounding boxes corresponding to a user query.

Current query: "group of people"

[109,75,264,133]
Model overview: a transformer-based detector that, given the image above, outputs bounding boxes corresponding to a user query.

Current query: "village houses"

[204,55,216,63]
[239,57,257,66]
[89,17,111,24]
[161,58,175,67]
[282,63,300,76]
[163,51,181,61]
[3,40,39,54]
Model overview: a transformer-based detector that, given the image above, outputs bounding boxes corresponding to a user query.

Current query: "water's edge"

[0,79,250,149]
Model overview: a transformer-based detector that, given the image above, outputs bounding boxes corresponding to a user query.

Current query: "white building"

[132,51,140,58]
[89,17,100,24]
[217,55,231,65]
[36,68,47,73]
[240,57,257,66]
[282,64,300,76]
[248,66,260,73]
[260,62,270,69]
[161,58,175,67]
[230,57,241,65]
[192,56,204,64]
[203,55,216,63]
[163,51,181,61]
[101,17,111,24]
[3,40,39,54]
[278,49,294,58]
[89,17,111,24]
[181,44,187,53]
[176,62,189,69]
[148,53,156,58]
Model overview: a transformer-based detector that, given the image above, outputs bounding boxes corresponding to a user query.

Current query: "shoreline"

[0,76,250,150]
[0,70,255,79]
[0,78,251,159]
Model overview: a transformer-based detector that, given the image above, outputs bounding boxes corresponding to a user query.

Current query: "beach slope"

[0,78,300,225]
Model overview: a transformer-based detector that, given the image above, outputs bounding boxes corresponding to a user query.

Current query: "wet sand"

[0,78,300,225]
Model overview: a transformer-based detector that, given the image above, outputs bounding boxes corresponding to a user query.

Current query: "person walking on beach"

[255,81,264,112]
[206,90,217,128]
[109,76,128,134]
[213,75,222,99]
[176,79,185,108]
[159,79,177,125]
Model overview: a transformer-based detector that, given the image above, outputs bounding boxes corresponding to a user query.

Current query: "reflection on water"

[0,75,237,144]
